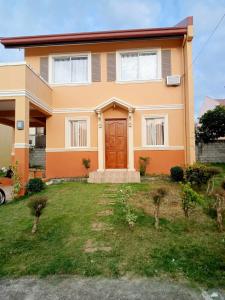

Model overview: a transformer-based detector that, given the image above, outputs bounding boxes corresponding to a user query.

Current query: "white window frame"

[65,116,90,149]
[142,114,168,148]
[49,53,92,86]
[116,48,162,83]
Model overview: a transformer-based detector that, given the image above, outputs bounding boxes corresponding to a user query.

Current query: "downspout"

[182,34,188,166]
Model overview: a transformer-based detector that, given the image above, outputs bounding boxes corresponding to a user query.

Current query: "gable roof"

[95,97,135,112]
[0,17,193,49]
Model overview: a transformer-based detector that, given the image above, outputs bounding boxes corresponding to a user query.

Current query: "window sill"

[116,79,162,84]
[135,146,184,151]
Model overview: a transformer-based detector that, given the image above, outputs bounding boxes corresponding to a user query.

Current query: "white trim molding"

[0,61,26,67]
[53,107,94,113]
[134,146,184,151]
[14,143,30,149]
[0,89,52,115]
[52,103,184,114]
[135,104,184,111]
[65,116,91,149]
[46,147,97,152]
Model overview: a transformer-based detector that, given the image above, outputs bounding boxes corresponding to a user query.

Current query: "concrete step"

[88,170,140,183]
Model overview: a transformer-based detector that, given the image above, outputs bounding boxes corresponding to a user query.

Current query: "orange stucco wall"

[46,151,98,178]
[46,149,185,178]
[25,39,184,109]
[134,150,185,174]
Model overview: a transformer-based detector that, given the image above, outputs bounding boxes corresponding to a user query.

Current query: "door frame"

[104,118,128,169]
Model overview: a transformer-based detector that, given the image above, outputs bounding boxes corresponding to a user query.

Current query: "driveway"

[0,277,224,300]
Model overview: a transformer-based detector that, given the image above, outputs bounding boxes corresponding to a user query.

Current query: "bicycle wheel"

[0,188,6,205]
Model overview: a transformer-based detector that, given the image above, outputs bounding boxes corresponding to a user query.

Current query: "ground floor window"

[143,115,167,146]
[65,117,90,148]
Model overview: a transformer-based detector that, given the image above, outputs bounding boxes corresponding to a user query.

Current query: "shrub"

[151,187,168,229]
[82,158,91,177]
[185,164,211,189]
[11,162,21,199]
[180,182,203,218]
[205,166,221,194]
[139,157,150,176]
[170,166,184,182]
[125,206,138,229]
[27,195,48,233]
[211,188,225,232]
[26,178,45,194]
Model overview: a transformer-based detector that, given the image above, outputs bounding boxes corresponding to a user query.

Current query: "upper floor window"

[117,49,161,82]
[52,54,90,84]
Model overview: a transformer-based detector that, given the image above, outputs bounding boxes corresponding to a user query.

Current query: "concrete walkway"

[0,277,224,300]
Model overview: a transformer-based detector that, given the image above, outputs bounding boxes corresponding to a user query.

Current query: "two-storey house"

[0,16,195,189]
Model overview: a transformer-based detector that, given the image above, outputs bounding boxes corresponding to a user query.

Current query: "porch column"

[14,97,30,194]
[97,110,104,171]
[128,108,135,170]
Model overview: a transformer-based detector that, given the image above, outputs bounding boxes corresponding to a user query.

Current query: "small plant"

[185,164,211,189]
[211,188,225,232]
[126,206,138,229]
[139,156,150,176]
[27,195,48,234]
[206,166,221,194]
[170,166,184,182]
[151,187,168,229]
[82,158,91,177]
[180,182,203,218]
[117,186,138,229]
[11,162,21,199]
[26,178,45,195]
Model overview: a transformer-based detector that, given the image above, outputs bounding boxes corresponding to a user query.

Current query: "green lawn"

[0,168,225,287]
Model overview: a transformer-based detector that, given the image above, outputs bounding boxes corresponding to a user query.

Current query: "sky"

[0,0,224,117]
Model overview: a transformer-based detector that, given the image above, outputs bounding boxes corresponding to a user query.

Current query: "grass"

[0,164,225,287]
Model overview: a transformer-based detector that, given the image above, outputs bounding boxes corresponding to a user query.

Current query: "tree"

[196,105,225,143]
[151,187,168,229]
[28,195,48,234]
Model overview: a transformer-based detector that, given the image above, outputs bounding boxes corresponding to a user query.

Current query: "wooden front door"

[105,119,127,169]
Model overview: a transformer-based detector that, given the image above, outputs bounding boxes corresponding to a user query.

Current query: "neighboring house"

[199,96,225,118]
[0,124,12,168]
[0,16,195,188]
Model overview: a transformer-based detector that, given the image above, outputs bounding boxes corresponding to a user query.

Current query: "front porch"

[0,62,52,194]
[89,97,140,183]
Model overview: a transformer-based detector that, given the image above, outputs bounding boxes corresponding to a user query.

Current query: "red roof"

[0,17,193,48]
